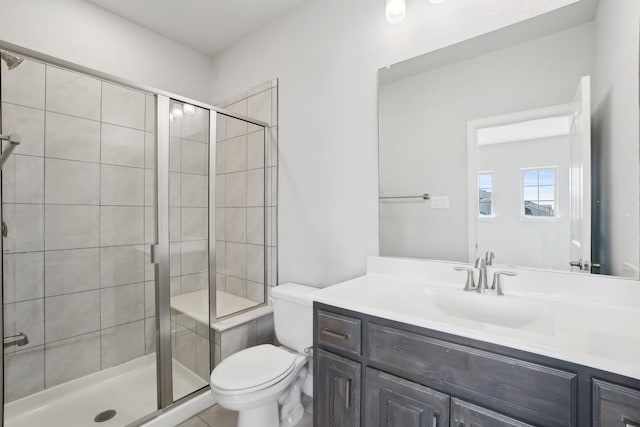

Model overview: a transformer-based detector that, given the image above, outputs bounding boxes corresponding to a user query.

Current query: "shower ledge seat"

[170,289,273,332]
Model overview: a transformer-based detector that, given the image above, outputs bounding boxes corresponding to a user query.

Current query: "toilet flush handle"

[304,346,313,355]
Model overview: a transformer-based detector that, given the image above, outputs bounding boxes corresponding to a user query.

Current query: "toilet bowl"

[210,284,316,427]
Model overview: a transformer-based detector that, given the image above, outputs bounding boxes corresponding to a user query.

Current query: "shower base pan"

[4,354,207,427]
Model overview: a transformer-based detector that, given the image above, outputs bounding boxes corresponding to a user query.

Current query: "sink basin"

[429,289,544,328]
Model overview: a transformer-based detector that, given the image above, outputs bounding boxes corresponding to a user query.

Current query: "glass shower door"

[0,54,162,426]
[165,99,211,401]
[214,114,267,318]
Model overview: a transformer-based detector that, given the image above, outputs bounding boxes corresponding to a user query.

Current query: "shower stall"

[0,46,274,426]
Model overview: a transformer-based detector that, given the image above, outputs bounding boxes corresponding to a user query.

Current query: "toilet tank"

[271,283,317,354]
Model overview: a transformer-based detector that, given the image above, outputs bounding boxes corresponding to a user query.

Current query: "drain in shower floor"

[94,409,117,423]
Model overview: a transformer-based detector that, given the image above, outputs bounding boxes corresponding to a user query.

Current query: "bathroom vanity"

[312,257,640,427]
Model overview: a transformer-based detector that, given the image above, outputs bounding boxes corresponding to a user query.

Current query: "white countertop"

[312,258,640,380]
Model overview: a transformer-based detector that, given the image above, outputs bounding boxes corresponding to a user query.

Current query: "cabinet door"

[316,349,361,427]
[451,398,534,427]
[365,368,449,427]
[593,379,640,427]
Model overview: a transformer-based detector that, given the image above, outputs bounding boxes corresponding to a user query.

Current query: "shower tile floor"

[179,400,314,427]
[4,354,206,427]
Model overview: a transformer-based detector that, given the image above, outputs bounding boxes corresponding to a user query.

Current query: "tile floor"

[180,400,313,427]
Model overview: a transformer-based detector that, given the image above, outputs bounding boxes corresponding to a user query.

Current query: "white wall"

[378,23,594,263]
[209,0,580,287]
[477,137,571,271]
[0,0,213,101]
[593,0,640,278]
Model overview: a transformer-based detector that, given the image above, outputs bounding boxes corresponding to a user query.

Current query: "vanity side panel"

[367,323,577,427]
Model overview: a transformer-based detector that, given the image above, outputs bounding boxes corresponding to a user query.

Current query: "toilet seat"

[211,344,297,395]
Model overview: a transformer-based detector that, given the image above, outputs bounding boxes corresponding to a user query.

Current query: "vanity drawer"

[367,323,577,427]
[593,379,640,427]
[452,398,534,427]
[317,310,361,357]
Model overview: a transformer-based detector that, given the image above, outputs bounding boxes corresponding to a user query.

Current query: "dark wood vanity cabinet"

[451,398,534,427]
[316,349,361,427]
[313,303,640,427]
[365,368,450,427]
[593,379,640,427]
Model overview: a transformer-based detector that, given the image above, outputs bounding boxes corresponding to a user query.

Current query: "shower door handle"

[4,332,28,349]
[150,244,158,264]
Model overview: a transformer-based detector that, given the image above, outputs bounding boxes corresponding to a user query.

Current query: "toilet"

[210,283,316,427]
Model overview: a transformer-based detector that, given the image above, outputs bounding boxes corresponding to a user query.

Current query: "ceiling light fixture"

[386,0,406,24]
[183,104,195,115]
[171,104,184,119]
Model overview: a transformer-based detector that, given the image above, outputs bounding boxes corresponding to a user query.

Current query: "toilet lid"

[210,344,297,392]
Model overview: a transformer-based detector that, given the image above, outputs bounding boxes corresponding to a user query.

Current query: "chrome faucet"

[474,257,488,293]
[489,271,517,295]
[454,266,476,292]
[485,250,495,266]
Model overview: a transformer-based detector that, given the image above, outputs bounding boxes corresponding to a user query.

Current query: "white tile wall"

[45,66,101,120]
[45,249,100,296]
[215,81,278,302]
[226,208,246,243]
[100,245,145,287]
[5,347,45,401]
[45,159,100,205]
[100,206,144,246]
[4,252,44,303]
[101,82,146,130]
[4,299,45,350]
[181,240,208,275]
[1,59,158,402]
[2,64,278,402]
[182,140,208,175]
[44,290,101,342]
[101,123,146,168]
[45,112,100,162]
[44,332,100,387]
[181,174,208,208]
[225,135,247,173]
[4,204,44,253]
[100,283,145,328]
[44,205,100,250]
[100,165,145,206]
[5,155,44,204]
[2,103,45,156]
[181,207,208,241]
[1,59,46,110]
[100,320,145,369]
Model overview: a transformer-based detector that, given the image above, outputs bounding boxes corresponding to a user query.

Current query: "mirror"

[378,0,640,279]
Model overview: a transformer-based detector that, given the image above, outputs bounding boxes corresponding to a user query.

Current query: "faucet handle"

[491,271,517,296]
[454,266,476,291]
[485,250,495,266]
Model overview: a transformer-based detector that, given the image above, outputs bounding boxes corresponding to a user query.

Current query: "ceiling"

[379,0,599,85]
[477,116,572,146]
[87,0,308,56]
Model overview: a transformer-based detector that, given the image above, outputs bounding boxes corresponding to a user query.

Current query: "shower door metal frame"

[0,68,6,427]
[155,95,174,408]
[0,40,271,426]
